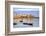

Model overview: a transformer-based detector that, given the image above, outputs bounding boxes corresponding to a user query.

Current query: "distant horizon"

[13,8,39,17]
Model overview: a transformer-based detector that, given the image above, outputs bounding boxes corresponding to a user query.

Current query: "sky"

[13,8,39,17]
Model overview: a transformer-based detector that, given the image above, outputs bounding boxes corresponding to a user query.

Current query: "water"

[13,18,39,28]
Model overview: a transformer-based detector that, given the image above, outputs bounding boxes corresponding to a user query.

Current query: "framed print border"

[5,1,45,36]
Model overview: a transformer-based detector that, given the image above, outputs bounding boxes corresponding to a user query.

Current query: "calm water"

[13,18,39,28]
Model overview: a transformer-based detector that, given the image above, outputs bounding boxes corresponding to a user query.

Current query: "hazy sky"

[13,8,39,17]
